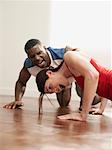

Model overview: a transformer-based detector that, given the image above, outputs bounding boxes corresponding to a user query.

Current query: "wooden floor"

[0,95,112,150]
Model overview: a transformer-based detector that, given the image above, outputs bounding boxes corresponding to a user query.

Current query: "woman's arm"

[92,97,108,115]
[64,51,99,121]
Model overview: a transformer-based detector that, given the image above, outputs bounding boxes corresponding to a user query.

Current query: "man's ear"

[46,70,54,77]
[43,45,47,50]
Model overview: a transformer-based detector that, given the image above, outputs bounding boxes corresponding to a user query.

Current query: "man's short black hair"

[36,69,49,94]
[24,39,41,53]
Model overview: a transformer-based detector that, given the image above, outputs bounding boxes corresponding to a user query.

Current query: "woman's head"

[36,67,69,94]
[36,68,49,94]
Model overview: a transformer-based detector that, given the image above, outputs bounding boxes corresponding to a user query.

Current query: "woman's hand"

[57,112,86,122]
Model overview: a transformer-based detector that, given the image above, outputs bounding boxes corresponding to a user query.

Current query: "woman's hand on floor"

[57,112,86,122]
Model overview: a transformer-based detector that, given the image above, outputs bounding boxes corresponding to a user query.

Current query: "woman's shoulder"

[64,49,91,61]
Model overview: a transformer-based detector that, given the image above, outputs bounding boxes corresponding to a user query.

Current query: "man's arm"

[64,46,78,53]
[3,67,31,109]
[56,85,72,107]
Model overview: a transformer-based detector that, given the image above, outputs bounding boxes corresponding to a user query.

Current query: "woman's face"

[44,72,69,93]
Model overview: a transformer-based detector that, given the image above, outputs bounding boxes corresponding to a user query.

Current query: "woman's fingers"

[57,113,85,121]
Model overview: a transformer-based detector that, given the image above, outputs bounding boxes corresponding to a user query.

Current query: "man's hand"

[91,108,103,115]
[3,101,24,109]
[64,46,78,53]
[91,98,107,115]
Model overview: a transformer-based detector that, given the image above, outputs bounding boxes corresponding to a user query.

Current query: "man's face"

[27,44,51,68]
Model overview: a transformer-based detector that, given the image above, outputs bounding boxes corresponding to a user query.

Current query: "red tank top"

[74,58,112,100]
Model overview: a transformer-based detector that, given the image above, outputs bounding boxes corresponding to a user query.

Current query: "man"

[3,39,72,109]
[3,39,101,112]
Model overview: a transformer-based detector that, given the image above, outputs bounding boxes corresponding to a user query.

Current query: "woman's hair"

[36,61,64,94]
[36,68,49,94]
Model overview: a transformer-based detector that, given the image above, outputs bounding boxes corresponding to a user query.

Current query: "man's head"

[36,67,69,94]
[24,39,51,68]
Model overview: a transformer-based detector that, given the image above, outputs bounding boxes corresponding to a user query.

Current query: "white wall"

[0,3,2,81]
[49,1,111,67]
[0,1,51,97]
[0,0,111,99]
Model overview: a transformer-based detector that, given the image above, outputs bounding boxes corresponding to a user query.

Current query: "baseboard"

[0,87,56,99]
[0,86,78,100]
[0,88,14,96]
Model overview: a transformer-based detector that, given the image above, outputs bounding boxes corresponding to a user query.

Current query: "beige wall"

[0,1,111,99]
[49,1,111,67]
[0,1,51,97]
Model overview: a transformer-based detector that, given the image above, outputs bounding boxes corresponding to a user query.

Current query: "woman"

[36,50,111,121]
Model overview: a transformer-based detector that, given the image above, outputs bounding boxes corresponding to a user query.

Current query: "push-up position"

[3,39,101,113]
[36,49,110,121]
[3,39,72,109]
